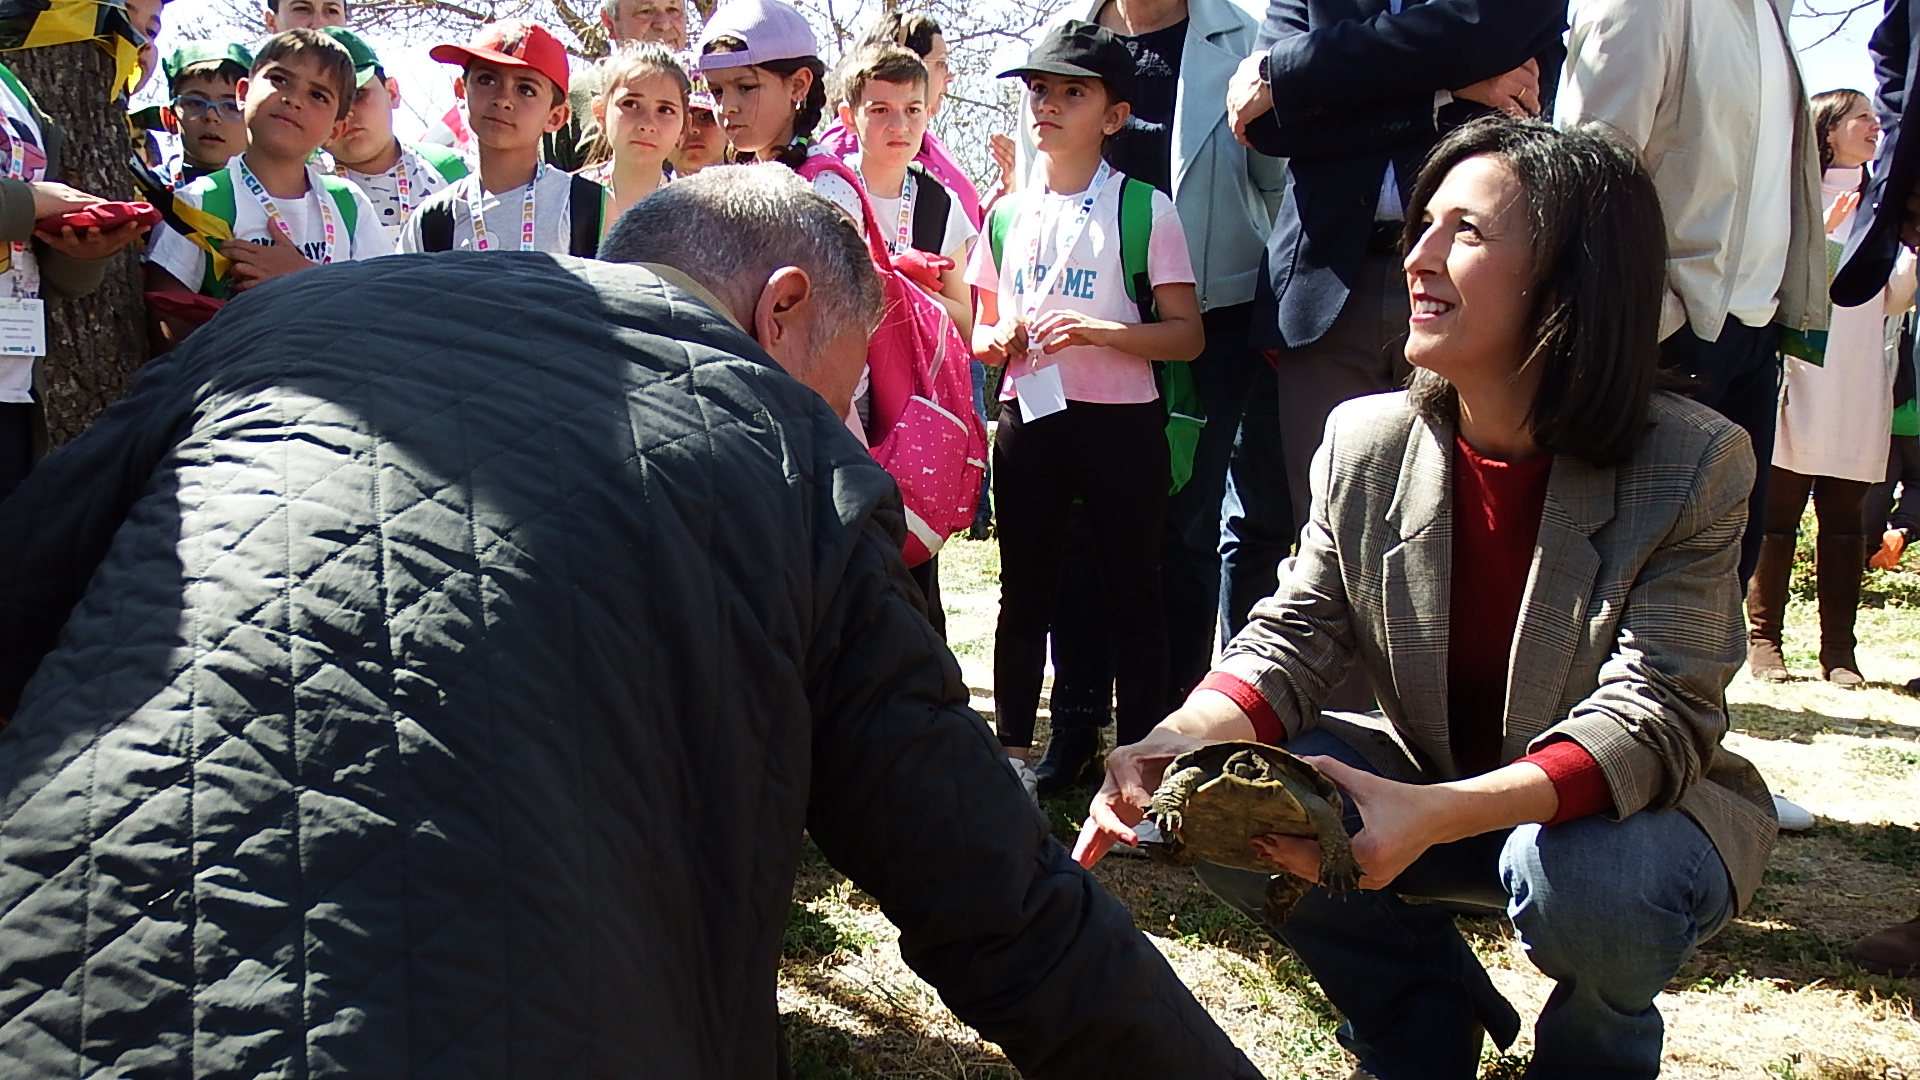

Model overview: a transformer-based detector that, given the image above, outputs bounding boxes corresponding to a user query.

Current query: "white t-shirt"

[964,172,1194,405]
[396,166,578,255]
[1727,0,1795,328]
[149,158,392,295]
[848,154,977,259]
[0,67,47,403]
[336,142,468,242]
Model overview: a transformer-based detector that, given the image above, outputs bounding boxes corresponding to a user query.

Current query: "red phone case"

[36,201,161,234]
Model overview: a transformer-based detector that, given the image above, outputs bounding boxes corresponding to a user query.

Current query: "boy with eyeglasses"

[319,28,468,240]
[161,43,252,188]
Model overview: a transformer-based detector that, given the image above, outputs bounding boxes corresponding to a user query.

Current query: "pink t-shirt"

[964,172,1194,406]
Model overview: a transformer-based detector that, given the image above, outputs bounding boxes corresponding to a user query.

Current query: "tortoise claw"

[1319,858,1363,893]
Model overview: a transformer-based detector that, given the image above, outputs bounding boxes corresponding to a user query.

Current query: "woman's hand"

[1252,757,1560,889]
[1250,757,1454,888]
[1074,726,1216,867]
[1032,309,1122,353]
[28,182,102,221]
[1826,189,1862,236]
[976,317,1029,367]
[35,219,150,261]
[990,133,1017,195]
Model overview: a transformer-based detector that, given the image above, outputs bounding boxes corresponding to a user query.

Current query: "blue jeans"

[1194,728,1735,1080]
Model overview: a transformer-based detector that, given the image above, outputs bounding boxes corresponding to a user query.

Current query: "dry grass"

[780,536,1920,1078]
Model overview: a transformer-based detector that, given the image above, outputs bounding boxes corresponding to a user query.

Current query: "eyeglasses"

[173,94,243,121]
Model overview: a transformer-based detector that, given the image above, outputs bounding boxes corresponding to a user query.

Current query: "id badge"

[1014,363,1068,423]
[0,297,45,356]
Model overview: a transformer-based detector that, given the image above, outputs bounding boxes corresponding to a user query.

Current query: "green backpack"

[988,176,1205,494]
[196,170,361,299]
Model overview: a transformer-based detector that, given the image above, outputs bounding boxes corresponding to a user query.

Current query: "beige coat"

[1556,0,1829,342]
[1215,392,1777,910]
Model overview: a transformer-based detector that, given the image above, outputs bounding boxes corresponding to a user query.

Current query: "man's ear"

[453,74,467,102]
[262,5,279,31]
[837,101,854,130]
[752,264,813,362]
[385,76,402,110]
[543,99,571,134]
[236,75,252,104]
[329,116,350,144]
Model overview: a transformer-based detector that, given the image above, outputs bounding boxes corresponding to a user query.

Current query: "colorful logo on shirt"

[1014,263,1100,301]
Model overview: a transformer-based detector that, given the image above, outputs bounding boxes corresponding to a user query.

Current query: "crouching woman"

[1075,118,1777,1080]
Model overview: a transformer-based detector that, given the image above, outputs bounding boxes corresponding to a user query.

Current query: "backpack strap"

[907,162,951,255]
[1117,176,1156,323]
[986,193,1018,276]
[568,174,604,257]
[417,189,456,253]
[318,174,359,250]
[411,141,470,183]
[198,169,238,298]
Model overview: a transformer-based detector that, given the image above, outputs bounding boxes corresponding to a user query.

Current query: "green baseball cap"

[320,27,382,87]
[162,41,253,90]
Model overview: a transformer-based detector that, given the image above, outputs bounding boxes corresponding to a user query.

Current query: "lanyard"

[852,163,917,255]
[1019,160,1112,321]
[338,144,418,224]
[469,163,543,252]
[239,158,337,264]
[0,90,38,297]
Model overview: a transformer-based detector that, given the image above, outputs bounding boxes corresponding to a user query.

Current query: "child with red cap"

[401,19,608,256]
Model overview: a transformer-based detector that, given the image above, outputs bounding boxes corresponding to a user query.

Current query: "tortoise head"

[1225,749,1272,781]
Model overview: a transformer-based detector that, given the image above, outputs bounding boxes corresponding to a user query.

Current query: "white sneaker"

[1009,758,1039,804]
[1106,819,1162,858]
[1773,794,1816,832]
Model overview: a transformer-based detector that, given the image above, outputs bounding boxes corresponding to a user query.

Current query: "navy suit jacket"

[1246,0,1567,349]
[1835,0,1920,307]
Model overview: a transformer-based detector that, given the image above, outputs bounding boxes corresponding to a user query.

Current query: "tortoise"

[1144,741,1363,924]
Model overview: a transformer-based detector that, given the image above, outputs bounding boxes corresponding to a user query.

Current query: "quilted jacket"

[0,254,1261,1079]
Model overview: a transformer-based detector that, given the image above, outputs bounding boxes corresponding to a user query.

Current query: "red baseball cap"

[430,20,571,95]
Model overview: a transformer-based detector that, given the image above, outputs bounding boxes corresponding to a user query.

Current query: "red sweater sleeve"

[1193,671,1285,745]
[1519,738,1614,825]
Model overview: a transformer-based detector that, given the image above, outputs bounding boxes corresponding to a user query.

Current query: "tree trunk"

[8,41,148,447]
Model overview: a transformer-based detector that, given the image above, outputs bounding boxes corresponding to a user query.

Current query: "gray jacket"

[1216,391,1776,910]
[1021,0,1286,311]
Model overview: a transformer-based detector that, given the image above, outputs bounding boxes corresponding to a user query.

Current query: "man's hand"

[1228,53,1274,147]
[223,227,314,291]
[1032,308,1122,353]
[34,219,150,261]
[29,182,103,221]
[1453,57,1541,118]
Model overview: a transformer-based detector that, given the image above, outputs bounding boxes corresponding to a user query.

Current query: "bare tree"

[1793,1,1882,50]
[8,44,149,445]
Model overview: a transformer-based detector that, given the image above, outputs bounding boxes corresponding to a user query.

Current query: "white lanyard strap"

[1019,161,1112,321]
[240,159,337,264]
[852,164,918,256]
[0,94,39,297]
[469,163,543,252]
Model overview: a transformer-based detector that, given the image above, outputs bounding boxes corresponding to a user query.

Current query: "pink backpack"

[797,151,988,567]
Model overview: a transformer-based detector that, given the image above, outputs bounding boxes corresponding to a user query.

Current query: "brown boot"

[1746,532,1795,682]
[1851,913,1920,976]
[1817,532,1868,688]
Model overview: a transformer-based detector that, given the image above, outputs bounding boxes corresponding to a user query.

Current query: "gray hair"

[601,165,883,335]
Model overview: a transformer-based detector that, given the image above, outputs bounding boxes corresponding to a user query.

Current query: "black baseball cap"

[997,19,1133,105]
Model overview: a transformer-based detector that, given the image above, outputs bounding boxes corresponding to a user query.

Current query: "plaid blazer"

[1216,390,1777,910]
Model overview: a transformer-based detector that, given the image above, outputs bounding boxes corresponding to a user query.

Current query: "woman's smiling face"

[1403,153,1540,389]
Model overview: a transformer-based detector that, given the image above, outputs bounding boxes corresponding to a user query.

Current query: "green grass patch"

[1846,743,1920,776]
[1823,821,1920,870]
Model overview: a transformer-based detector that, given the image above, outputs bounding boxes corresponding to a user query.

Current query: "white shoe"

[1773,794,1816,832]
[1106,819,1163,858]
[1009,758,1039,804]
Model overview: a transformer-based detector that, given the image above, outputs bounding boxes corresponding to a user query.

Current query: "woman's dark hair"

[1401,117,1669,467]
[1811,88,1869,172]
[702,36,828,169]
[860,11,941,58]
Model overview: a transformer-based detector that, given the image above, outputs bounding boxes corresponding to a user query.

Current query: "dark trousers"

[0,402,31,505]
[907,557,945,639]
[1271,251,1411,534]
[992,400,1168,748]
[1220,355,1293,638]
[1658,317,1783,584]
[1865,434,1920,536]
[1766,467,1870,538]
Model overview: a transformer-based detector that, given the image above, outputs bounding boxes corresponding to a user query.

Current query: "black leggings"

[993,400,1168,748]
[1765,466,1869,538]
